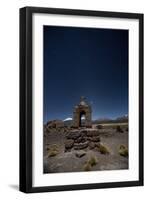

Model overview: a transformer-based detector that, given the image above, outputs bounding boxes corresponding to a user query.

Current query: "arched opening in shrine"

[73,97,92,128]
[79,110,86,127]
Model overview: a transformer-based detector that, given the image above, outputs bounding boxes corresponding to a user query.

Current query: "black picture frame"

[19,6,144,193]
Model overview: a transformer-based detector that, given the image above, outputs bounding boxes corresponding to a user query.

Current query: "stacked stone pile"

[65,129,100,152]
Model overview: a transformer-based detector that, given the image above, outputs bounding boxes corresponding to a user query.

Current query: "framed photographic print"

[19,7,144,193]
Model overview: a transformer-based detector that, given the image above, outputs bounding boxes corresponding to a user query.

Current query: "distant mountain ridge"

[92,115,128,124]
[45,115,128,126]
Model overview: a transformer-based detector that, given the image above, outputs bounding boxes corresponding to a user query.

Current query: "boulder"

[88,142,95,149]
[65,139,74,149]
[74,141,88,150]
[75,137,86,143]
[86,137,92,141]
[75,150,86,158]
[67,131,81,140]
[80,130,88,135]
[90,136,100,142]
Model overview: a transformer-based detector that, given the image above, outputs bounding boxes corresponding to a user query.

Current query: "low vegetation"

[96,143,110,154]
[47,144,59,157]
[83,163,92,171]
[83,156,97,171]
[88,156,97,166]
[118,145,128,157]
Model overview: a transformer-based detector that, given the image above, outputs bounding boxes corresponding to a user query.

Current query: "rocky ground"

[43,123,128,173]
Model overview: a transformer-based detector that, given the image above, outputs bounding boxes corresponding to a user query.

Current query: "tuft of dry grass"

[83,163,92,171]
[48,150,59,157]
[119,145,128,157]
[97,143,110,154]
[88,156,97,166]
[47,144,59,157]
[83,156,97,171]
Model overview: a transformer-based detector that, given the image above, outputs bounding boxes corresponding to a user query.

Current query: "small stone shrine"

[73,97,92,128]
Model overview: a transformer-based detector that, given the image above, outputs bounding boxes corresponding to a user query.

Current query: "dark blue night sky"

[43,26,128,123]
